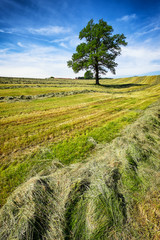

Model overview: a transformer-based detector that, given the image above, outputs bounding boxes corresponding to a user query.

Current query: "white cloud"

[130,16,160,39]
[28,26,71,35]
[107,44,160,77]
[68,35,82,48]
[117,14,137,22]
[0,38,160,79]
[135,26,160,37]
[0,26,71,39]
[0,28,17,34]
[59,42,69,49]
[17,42,24,47]
[0,44,77,78]
[51,37,71,43]
[51,35,81,49]
[0,48,9,53]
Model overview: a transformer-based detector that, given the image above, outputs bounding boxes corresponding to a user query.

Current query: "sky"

[0,0,160,78]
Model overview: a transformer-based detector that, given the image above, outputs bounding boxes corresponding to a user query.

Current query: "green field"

[1,75,159,157]
[0,76,160,239]
[0,76,160,204]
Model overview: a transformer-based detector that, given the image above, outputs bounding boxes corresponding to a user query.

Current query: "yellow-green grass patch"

[0,75,160,207]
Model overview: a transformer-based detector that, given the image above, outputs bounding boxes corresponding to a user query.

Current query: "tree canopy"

[67,19,127,85]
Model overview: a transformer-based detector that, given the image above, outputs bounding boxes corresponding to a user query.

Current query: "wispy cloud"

[1,41,160,79]
[0,48,9,54]
[0,44,78,78]
[51,35,81,49]
[0,28,16,34]
[51,36,71,43]
[108,44,160,77]
[0,26,75,48]
[117,14,137,22]
[28,26,71,35]
[135,25,160,37]
[59,42,69,49]
[17,42,24,47]
[124,16,160,46]
[0,26,71,37]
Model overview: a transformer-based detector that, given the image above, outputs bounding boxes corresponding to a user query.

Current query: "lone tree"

[84,70,93,79]
[67,19,127,85]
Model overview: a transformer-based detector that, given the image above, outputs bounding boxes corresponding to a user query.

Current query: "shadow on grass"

[99,83,146,89]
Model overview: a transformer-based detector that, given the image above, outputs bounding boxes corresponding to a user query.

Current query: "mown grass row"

[0,110,138,207]
[0,100,160,239]
[0,95,159,157]
[0,97,158,207]
[0,75,160,208]
[0,75,159,85]
[1,82,160,157]
[0,75,159,97]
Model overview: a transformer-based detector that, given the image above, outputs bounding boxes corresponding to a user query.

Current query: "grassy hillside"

[0,75,160,239]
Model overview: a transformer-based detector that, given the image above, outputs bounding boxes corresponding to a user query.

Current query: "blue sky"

[0,0,160,78]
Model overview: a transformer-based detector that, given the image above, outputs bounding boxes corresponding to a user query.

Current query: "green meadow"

[0,75,160,206]
[0,76,160,239]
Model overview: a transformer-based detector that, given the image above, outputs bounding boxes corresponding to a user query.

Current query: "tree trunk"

[95,62,99,85]
[96,74,99,85]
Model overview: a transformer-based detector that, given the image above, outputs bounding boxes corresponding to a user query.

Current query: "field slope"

[0,75,160,239]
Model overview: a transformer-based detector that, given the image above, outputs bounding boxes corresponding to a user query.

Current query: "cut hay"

[0,101,160,239]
